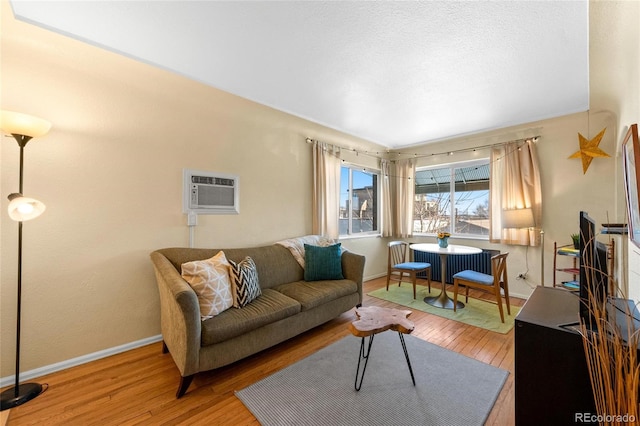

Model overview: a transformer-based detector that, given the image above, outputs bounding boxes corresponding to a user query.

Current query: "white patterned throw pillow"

[229,256,261,308]
[181,251,234,320]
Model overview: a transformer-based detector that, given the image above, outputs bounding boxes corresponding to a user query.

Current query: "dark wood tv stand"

[515,286,597,425]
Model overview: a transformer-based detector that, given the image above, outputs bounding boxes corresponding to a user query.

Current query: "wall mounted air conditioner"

[183,169,239,214]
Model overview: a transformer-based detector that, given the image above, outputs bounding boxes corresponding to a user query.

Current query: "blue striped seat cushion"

[452,270,494,285]
[394,262,430,271]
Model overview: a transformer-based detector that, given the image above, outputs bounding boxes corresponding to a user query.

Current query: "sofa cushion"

[229,256,261,307]
[276,234,338,268]
[303,243,344,281]
[273,279,357,311]
[180,251,234,320]
[155,245,305,290]
[201,289,301,346]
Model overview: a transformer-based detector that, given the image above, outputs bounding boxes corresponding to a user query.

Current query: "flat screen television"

[579,211,609,328]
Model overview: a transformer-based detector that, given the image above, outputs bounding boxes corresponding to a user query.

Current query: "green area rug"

[368,283,520,334]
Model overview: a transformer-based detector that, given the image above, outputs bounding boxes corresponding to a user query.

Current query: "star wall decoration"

[568,127,610,174]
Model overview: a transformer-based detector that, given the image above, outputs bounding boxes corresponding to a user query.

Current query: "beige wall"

[396,110,620,299]
[0,5,389,377]
[401,0,639,300]
[590,0,640,300]
[1,0,638,380]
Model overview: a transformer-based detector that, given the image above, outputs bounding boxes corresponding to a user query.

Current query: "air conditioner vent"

[183,169,239,215]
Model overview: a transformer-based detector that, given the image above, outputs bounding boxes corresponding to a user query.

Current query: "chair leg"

[495,287,505,323]
[452,280,459,312]
[386,272,391,291]
[176,374,195,399]
[427,270,431,292]
[503,283,511,315]
[411,273,417,299]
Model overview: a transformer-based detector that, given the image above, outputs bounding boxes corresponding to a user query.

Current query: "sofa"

[150,241,365,398]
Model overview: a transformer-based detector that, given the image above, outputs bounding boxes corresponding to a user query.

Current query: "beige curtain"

[312,141,341,239]
[490,140,542,246]
[392,158,416,238]
[380,159,393,237]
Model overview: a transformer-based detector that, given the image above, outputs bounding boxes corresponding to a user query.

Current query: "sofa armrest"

[341,251,366,305]
[150,251,201,377]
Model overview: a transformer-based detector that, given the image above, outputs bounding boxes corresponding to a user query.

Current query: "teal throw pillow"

[304,243,344,281]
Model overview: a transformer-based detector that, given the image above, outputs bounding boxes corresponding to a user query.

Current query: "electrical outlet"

[187,211,198,226]
[517,272,527,280]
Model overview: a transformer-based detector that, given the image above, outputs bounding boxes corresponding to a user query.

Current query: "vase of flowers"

[437,232,451,248]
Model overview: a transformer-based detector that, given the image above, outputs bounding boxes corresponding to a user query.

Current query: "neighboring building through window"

[414,160,490,237]
[340,166,379,236]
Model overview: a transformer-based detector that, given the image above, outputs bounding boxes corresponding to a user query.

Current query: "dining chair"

[452,252,511,323]
[387,241,431,299]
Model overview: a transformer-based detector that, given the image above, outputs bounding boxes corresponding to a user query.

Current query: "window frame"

[414,158,490,239]
[339,163,381,238]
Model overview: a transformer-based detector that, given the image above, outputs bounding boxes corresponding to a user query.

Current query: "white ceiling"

[9,1,589,148]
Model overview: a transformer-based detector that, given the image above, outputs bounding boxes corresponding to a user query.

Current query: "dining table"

[409,243,482,310]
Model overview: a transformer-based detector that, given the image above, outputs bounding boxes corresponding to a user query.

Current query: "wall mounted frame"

[622,124,640,247]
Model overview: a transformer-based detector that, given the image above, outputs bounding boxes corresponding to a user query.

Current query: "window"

[413,160,489,237]
[340,166,379,236]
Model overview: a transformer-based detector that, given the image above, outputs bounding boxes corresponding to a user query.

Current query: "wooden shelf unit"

[552,239,616,294]
[553,242,580,290]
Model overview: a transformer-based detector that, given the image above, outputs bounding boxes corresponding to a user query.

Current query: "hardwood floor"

[4,277,525,425]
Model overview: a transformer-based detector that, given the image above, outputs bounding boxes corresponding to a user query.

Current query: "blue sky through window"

[340,167,372,208]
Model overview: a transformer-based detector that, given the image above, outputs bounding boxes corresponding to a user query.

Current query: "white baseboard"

[363,272,387,281]
[0,280,531,389]
[0,334,163,388]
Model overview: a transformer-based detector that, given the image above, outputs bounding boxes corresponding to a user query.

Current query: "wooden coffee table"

[348,306,416,391]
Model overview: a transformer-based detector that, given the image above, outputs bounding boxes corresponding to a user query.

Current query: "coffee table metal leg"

[354,335,374,391]
[398,332,416,386]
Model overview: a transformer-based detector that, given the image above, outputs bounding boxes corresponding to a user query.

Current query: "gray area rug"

[235,332,508,425]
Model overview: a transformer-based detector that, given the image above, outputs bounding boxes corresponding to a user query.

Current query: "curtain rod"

[306,135,541,161]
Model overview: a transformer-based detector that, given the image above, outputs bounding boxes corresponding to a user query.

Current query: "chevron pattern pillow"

[181,251,234,320]
[229,256,261,307]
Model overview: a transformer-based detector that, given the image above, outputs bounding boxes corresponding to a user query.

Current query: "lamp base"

[0,382,44,411]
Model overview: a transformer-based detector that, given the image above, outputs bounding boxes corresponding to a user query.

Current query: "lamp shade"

[1,110,51,138]
[503,208,534,229]
[7,193,46,221]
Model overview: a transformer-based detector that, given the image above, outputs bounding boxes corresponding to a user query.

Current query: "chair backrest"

[491,252,509,285]
[388,241,409,267]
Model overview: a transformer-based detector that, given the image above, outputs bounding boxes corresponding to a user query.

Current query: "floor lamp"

[0,110,51,411]
[503,207,539,282]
